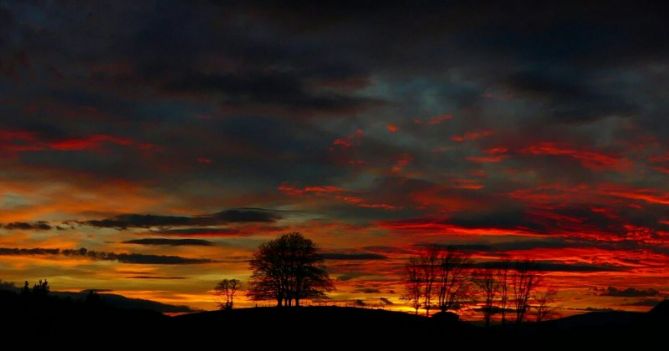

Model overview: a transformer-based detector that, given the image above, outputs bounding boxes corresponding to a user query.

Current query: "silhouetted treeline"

[1,278,668,347]
[403,246,558,324]
[0,279,167,342]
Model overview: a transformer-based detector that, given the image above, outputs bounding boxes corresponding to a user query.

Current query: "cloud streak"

[0,247,213,265]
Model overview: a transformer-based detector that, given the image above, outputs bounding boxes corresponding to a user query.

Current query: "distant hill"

[53,290,195,313]
[0,285,193,313]
[650,299,669,317]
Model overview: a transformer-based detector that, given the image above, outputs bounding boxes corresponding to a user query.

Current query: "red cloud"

[599,185,669,206]
[330,129,364,150]
[451,129,493,142]
[1,129,153,155]
[414,113,453,125]
[378,217,536,236]
[521,142,629,171]
[467,147,509,163]
[391,153,412,173]
[279,183,398,210]
[48,134,133,151]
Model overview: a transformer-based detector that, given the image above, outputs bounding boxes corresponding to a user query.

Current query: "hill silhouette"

[1,287,668,348]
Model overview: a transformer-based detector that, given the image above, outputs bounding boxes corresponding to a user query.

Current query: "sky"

[1,0,669,315]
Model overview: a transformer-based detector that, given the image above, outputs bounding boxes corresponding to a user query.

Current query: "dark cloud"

[623,298,664,307]
[81,208,281,229]
[501,68,637,123]
[470,260,622,273]
[0,247,59,255]
[425,238,590,253]
[126,275,187,280]
[599,287,661,298]
[144,227,241,236]
[0,247,213,265]
[354,288,381,294]
[161,71,380,115]
[1,221,52,231]
[123,238,214,246]
[447,208,549,233]
[322,252,388,260]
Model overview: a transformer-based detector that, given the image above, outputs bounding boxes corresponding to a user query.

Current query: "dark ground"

[1,289,668,348]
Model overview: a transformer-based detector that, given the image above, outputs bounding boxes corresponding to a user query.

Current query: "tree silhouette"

[32,279,49,297]
[497,260,512,325]
[533,288,558,322]
[21,281,30,296]
[214,279,241,310]
[419,247,439,316]
[402,256,423,314]
[248,233,332,307]
[436,249,471,314]
[474,268,499,327]
[0,280,15,291]
[512,260,541,324]
[403,247,471,316]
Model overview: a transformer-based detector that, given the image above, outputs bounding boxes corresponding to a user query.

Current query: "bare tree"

[403,256,423,315]
[474,268,499,327]
[533,288,558,322]
[512,260,541,324]
[436,249,471,313]
[497,259,511,325]
[419,246,440,316]
[214,278,241,310]
[248,233,333,307]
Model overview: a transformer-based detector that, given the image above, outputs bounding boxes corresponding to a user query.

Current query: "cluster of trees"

[211,234,558,324]
[248,233,333,307]
[21,279,50,297]
[213,232,333,309]
[403,246,557,325]
[404,246,471,316]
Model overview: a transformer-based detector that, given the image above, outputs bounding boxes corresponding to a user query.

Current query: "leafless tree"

[436,249,471,313]
[533,287,558,322]
[497,259,512,325]
[512,260,541,324]
[419,246,440,316]
[474,268,499,327]
[403,256,423,315]
[214,278,241,310]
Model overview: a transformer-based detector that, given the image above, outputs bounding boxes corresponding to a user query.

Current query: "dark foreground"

[1,289,668,347]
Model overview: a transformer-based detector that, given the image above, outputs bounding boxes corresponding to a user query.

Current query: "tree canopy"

[248,233,332,307]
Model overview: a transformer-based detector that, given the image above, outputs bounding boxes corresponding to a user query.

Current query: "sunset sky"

[1,1,669,316]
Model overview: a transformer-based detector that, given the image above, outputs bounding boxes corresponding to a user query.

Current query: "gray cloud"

[0,247,213,265]
[599,287,661,297]
[322,252,388,260]
[81,208,281,229]
[1,221,52,231]
[123,238,214,246]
